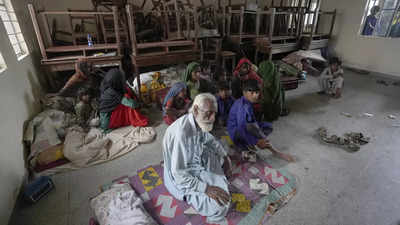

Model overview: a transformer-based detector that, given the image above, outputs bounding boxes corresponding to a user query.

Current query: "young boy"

[318,57,344,99]
[227,79,294,162]
[216,81,234,127]
[362,6,380,36]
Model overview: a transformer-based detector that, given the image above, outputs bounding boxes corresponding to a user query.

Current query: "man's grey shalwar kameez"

[162,113,230,223]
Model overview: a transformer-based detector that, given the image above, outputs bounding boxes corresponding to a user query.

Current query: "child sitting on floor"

[318,57,344,99]
[162,82,191,125]
[216,81,234,127]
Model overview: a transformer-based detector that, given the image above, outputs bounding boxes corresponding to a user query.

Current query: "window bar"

[385,0,400,36]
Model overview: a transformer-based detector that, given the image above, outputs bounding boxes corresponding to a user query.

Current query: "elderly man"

[162,93,231,223]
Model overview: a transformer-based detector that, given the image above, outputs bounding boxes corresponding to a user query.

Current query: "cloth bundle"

[90,183,157,225]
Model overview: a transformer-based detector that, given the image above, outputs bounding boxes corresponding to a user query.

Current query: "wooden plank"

[239,6,244,42]
[271,35,297,40]
[175,0,181,38]
[99,15,107,44]
[307,39,329,50]
[42,55,121,62]
[133,56,141,100]
[299,7,305,37]
[69,32,98,38]
[213,7,217,34]
[41,11,113,15]
[227,7,232,36]
[290,11,296,36]
[269,8,276,60]
[301,33,329,38]
[46,44,119,52]
[43,60,121,68]
[329,9,336,37]
[185,12,190,39]
[40,13,53,47]
[126,5,138,56]
[194,10,199,49]
[28,4,47,60]
[296,0,304,38]
[306,0,312,11]
[163,9,169,40]
[137,49,196,57]
[310,0,321,38]
[137,40,194,49]
[271,43,298,54]
[112,6,121,56]
[275,11,295,15]
[286,13,290,36]
[134,53,199,67]
[222,6,226,36]
[256,9,260,36]
[230,34,259,38]
[67,9,77,45]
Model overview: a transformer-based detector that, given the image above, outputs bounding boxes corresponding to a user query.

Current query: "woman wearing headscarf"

[162,82,191,125]
[99,69,148,132]
[182,62,214,99]
[231,58,264,120]
[258,61,289,121]
[231,58,263,99]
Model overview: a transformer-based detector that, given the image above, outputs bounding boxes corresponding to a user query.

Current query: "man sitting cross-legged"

[162,93,232,223]
[227,79,295,162]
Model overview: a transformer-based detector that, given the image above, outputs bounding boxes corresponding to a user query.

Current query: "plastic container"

[23,176,54,204]
[87,34,93,47]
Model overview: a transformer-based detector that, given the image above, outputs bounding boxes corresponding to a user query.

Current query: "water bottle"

[87,34,93,47]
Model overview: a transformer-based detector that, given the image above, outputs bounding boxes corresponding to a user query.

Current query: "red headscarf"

[233,58,263,85]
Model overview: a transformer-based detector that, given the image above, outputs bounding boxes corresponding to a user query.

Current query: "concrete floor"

[9,70,400,225]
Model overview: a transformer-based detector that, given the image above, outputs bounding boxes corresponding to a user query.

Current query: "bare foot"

[275,152,295,162]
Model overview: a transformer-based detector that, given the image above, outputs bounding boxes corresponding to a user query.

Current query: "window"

[0,52,7,74]
[360,0,400,38]
[0,0,29,60]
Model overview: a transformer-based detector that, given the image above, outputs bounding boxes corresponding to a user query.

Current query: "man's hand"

[206,185,230,206]
[256,139,272,149]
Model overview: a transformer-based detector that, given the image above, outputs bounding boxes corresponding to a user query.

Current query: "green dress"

[258,61,286,122]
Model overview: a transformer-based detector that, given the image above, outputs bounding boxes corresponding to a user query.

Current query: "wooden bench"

[127,5,200,100]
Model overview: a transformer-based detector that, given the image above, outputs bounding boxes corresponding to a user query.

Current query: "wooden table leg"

[231,56,236,73]
[133,64,141,101]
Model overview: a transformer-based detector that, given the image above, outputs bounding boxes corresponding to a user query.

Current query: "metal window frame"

[0,0,29,59]
[362,0,400,37]
[0,52,7,73]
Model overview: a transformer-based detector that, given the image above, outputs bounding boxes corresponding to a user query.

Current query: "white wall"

[321,0,400,76]
[0,0,45,224]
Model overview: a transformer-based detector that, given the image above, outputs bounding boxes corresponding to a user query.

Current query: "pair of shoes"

[317,91,325,95]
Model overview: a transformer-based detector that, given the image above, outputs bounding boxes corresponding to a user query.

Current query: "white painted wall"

[0,0,45,224]
[320,0,400,76]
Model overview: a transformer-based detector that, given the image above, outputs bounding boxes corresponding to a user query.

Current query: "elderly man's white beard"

[194,115,214,132]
